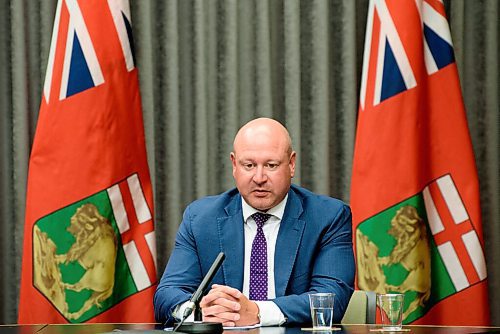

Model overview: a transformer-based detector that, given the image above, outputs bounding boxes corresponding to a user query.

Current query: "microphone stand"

[171,300,202,333]
[194,303,202,321]
[173,252,225,334]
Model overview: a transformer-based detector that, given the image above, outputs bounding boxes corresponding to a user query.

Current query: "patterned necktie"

[249,212,271,301]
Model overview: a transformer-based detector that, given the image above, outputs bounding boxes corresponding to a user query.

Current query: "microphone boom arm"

[173,252,226,332]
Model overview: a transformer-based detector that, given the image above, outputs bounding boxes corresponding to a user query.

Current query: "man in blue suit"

[154,118,355,327]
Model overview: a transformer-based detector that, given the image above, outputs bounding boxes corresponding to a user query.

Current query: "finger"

[204,311,241,322]
[210,296,241,311]
[203,315,236,327]
[206,287,237,300]
[200,293,222,307]
[200,292,222,306]
[201,291,240,307]
[210,284,242,298]
[201,304,236,317]
[202,306,241,322]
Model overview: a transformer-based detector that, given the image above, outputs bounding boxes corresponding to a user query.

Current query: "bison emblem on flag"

[32,173,156,322]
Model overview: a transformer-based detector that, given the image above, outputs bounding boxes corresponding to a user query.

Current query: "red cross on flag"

[423,175,487,291]
[108,174,157,290]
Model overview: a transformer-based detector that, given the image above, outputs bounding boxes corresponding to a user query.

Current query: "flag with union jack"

[18,0,156,323]
[351,0,490,325]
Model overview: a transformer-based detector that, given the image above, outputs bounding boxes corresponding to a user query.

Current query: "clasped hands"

[199,284,260,327]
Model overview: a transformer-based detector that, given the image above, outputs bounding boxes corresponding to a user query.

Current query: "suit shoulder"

[184,188,240,217]
[290,184,349,211]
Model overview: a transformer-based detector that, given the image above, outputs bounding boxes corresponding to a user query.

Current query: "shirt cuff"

[254,301,286,326]
[173,301,195,322]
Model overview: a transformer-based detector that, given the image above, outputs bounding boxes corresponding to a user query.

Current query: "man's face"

[231,131,295,211]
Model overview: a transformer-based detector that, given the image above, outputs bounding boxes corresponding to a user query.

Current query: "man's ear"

[230,152,237,173]
[289,151,296,177]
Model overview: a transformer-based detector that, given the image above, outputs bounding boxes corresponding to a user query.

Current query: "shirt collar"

[242,193,289,222]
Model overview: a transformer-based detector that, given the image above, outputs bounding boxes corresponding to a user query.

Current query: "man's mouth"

[252,189,270,197]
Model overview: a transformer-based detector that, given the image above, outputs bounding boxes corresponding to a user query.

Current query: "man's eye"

[266,163,278,170]
[243,163,254,169]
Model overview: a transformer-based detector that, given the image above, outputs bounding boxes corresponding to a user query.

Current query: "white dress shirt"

[174,196,288,326]
[241,196,287,326]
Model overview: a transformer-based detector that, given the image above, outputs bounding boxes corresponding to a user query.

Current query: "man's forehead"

[234,148,287,160]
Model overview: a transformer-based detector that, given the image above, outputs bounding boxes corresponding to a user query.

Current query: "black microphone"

[173,252,225,334]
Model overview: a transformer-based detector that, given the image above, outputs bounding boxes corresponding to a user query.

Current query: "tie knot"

[252,212,271,227]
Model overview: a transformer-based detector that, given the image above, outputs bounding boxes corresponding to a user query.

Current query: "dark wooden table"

[0,325,46,334]
[2,323,499,334]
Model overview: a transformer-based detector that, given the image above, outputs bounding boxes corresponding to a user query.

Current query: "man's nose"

[252,166,267,184]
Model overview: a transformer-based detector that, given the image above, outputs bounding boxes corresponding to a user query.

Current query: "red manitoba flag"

[18,0,156,323]
[351,0,490,326]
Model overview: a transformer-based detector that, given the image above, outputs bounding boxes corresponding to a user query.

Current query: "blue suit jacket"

[154,184,355,325]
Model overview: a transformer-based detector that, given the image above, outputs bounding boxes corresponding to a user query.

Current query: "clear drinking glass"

[308,293,334,330]
[377,293,404,331]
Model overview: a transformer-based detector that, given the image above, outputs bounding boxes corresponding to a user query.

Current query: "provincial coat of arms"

[31,173,156,322]
[356,174,487,323]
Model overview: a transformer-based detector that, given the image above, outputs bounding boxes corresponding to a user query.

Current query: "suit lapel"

[274,190,305,297]
[218,195,245,291]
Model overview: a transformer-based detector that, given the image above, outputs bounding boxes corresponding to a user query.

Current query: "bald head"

[233,118,293,155]
[230,118,296,211]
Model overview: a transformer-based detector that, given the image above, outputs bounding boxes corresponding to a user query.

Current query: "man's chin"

[246,196,273,211]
